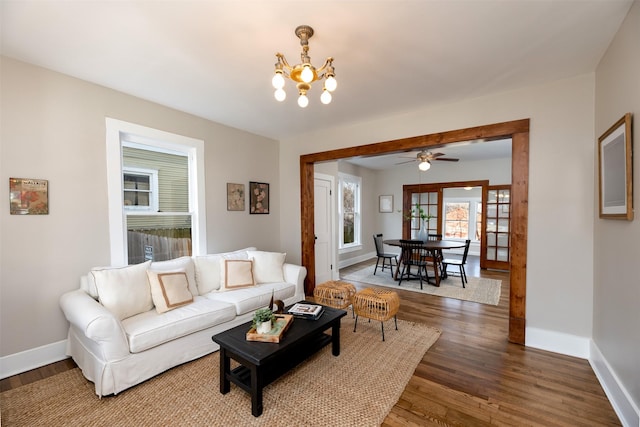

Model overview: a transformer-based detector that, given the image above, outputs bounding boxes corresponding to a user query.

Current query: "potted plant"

[252,308,274,334]
[406,203,433,241]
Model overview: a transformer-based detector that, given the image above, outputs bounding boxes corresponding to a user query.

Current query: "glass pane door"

[481,185,510,270]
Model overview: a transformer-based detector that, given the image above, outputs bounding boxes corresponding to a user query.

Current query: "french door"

[402,184,442,238]
[481,185,511,270]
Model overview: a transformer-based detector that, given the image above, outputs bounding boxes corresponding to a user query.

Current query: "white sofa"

[59,247,307,397]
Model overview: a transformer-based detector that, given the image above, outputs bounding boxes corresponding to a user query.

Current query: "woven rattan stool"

[314,281,356,314]
[352,288,400,341]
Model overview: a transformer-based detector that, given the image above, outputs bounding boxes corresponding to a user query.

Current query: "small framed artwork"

[10,178,49,215]
[379,195,393,213]
[598,113,633,220]
[226,183,245,211]
[249,182,269,214]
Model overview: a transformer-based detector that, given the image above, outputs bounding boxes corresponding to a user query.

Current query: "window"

[443,197,481,241]
[106,119,206,266]
[444,202,470,238]
[339,173,361,251]
[123,167,158,211]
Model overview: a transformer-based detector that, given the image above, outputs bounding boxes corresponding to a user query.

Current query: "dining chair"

[397,239,432,289]
[441,239,471,287]
[373,234,397,277]
[427,233,445,276]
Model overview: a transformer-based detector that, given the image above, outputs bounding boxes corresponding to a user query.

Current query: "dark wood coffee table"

[211,303,347,417]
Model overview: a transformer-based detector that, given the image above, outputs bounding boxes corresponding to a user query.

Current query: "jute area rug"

[1,315,440,427]
[342,265,501,306]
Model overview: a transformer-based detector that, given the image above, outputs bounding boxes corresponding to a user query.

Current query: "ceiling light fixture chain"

[272,25,337,108]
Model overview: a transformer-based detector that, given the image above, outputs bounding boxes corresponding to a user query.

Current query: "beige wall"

[594,0,640,415]
[0,57,280,357]
[280,73,596,347]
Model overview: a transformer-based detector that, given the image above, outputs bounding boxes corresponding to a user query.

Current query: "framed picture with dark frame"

[598,113,633,220]
[249,181,269,214]
[379,195,393,213]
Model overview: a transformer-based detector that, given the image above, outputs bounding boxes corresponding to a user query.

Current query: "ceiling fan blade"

[394,159,415,165]
[434,157,459,162]
[429,152,446,158]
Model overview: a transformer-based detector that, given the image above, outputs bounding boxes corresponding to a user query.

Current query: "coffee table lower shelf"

[226,332,332,393]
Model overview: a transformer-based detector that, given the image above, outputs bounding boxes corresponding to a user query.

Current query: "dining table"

[383,239,468,285]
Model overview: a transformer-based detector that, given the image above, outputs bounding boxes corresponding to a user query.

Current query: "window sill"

[339,244,362,255]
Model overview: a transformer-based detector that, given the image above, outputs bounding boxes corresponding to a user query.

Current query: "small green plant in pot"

[252,308,274,334]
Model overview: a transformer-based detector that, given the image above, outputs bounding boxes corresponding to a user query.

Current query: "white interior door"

[314,175,334,284]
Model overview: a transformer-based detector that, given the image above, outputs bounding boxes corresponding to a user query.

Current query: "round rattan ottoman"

[352,288,400,341]
[313,280,357,312]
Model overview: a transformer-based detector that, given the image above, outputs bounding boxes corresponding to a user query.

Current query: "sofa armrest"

[283,263,307,299]
[59,289,130,361]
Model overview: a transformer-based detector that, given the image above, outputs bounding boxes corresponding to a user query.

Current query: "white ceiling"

[1,0,632,146]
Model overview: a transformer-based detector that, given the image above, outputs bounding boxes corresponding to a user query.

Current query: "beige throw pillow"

[220,259,255,291]
[247,251,286,283]
[147,270,194,314]
[92,261,152,320]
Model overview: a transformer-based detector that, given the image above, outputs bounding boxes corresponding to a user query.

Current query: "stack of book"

[287,303,324,320]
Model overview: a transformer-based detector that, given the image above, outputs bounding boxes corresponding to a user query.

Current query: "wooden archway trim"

[300,119,529,344]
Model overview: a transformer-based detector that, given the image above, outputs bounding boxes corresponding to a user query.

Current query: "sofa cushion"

[220,259,255,290]
[92,261,152,320]
[194,247,256,294]
[147,270,193,314]
[206,282,296,316]
[149,256,198,296]
[122,296,236,353]
[247,250,286,283]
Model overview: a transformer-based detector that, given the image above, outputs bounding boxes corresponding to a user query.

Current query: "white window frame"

[123,166,159,212]
[106,118,207,266]
[338,173,362,252]
[442,196,481,242]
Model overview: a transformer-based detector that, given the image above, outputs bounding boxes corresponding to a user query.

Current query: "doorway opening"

[300,119,529,344]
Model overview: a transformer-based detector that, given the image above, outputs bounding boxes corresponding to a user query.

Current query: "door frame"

[300,119,529,344]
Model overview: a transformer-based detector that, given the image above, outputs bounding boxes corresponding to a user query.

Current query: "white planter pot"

[256,320,272,334]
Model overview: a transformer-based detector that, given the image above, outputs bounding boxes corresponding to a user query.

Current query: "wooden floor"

[1,256,621,426]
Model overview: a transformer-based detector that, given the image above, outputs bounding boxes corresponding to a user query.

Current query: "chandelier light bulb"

[272,72,285,89]
[298,93,309,108]
[325,75,337,92]
[320,89,332,104]
[274,88,286,102]
[301,65,314,83]
[418,161,431,171]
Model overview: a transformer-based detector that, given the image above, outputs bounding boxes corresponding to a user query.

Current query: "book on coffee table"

[288,303,324,320]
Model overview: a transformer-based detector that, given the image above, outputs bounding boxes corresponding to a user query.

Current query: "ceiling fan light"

[418,160,431,171]
[325,75,337,92]
[320,89,332,104]
[274,88,286,102]
[298,93,309,108]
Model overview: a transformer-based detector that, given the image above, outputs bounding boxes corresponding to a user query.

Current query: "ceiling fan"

[396,150,459,171]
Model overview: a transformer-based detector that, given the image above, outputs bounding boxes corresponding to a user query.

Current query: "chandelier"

[271,25,337,108]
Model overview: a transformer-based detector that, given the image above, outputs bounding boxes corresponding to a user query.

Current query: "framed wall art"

[249,181,269,214]
[598,113,633,220]
[226,183,245,211]
[379,195,393,213]
[10,177,49,215]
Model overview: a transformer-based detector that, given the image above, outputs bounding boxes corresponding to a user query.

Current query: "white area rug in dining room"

[341,265,501,305]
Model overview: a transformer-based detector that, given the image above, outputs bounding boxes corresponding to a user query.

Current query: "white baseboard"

[0,340,68,379]
[525,327,590,359]
[338,251,376,269]
[589,341,640,427]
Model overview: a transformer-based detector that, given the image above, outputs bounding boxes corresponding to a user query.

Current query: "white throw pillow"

[149,256,198,296]
[194,247,256,294]
[147,270,193,314]
[219,259,255,290]
[247,250,286,284]
[92,261,152,320]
